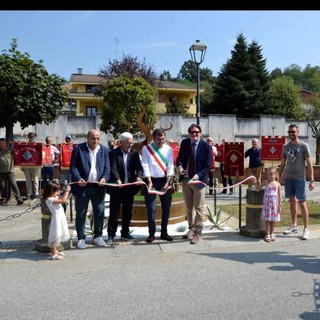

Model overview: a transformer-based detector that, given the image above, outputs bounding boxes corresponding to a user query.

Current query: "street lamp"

[189,40,207,125]
[271,125,276,138]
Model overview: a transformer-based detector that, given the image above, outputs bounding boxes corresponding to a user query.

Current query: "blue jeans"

[75,184,105,240]
[144,177,172,236]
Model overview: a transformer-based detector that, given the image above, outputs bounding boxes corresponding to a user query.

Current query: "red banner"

[170,144,179,166]
[14,142,42,167]
[224,142,244,178]
[261,136,285,161]
[214,144,224,163]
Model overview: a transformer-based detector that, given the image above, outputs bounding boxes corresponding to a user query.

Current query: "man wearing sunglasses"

[279,124,315,240]
[176,124,212,244]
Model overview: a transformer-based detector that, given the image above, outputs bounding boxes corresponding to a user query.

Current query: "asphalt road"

[1,183,320,320]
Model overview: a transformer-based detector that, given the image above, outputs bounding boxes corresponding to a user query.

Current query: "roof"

[158,80,196,90]
[69,73,197,91]
[69,74,105,84]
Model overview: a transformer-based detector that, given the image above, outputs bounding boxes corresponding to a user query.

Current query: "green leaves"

[206,205,234,230]
[0,39,68,140]
[100,76,157,137]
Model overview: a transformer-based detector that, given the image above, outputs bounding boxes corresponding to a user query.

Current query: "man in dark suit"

[70,129,110,249]
[176,124,212,244]
[106,132,144,245]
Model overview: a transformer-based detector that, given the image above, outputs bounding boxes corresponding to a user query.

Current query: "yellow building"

[66,68,202,117]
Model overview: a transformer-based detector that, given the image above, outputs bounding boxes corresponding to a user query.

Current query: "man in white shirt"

[141,128,174,243]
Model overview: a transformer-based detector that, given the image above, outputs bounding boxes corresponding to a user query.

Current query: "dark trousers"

[0,172,21,202]
[208,171,217,194]
[75,185,105,240]
[41,166,54,188]
[144,177,172,236]
[108,186,135,237]
[220,163,234,194]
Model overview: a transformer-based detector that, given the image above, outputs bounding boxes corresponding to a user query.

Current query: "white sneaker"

[302,229,310,240]
[93,236,106,247]
[283,225,298,234]
[77,239,86,249]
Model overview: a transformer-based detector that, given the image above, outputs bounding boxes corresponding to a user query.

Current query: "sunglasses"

[190,131,201,135]
[287,131,297,134]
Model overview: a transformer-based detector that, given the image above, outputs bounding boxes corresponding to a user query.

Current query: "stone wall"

[2,113,318,163]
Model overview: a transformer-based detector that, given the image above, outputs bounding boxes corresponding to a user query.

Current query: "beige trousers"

[181,179,206,234]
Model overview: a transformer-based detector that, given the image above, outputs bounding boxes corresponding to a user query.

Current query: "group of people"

[65,125,211,251]
[252,124,314,242]
[1,122,314,259]
[0,132,75,206]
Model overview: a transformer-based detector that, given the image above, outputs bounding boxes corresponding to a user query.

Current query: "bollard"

[35,198,72,252]
[240,188,266,238]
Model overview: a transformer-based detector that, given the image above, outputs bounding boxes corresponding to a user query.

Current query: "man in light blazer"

[106,132,144,245]
[70,129,110,249]
[176,124,212,244]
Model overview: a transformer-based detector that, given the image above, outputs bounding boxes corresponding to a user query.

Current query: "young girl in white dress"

[43,180,71,260]
[256,166,282,242]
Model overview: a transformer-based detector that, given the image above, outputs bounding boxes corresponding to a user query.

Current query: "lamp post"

[271,125,276,138]
[189,40,207,125]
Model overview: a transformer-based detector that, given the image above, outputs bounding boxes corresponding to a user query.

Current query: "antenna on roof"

[114,37,119,60]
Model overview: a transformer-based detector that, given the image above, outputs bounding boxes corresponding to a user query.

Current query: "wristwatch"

[310,180,315,183]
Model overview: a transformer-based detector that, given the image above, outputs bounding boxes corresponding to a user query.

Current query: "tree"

[98,55,159,137]
[200,81,215,116]
[269,68,283,80]
[283,64,304,87]
[99,76,157,138]
[247,40,270,114]
[266,76,302,118]
[212,34,271,118]
[213,33,253,116]
[0,39,68,141]
[302,95,320,164]
[159,70,172,81]
[166,97,189,115]
[302,64,320,93]
[178,60,215,84]
[99,54,158,86]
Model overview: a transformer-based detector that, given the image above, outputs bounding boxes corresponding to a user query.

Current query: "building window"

[86,85,96,93]
[86,106,97,116]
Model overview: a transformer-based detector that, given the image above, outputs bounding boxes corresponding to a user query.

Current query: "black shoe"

[220,191,227,194]
[17,199,24,205]
[209,190,213,195]
[160,234,173,241]
[146,235,155,243]
[121,234,134,240]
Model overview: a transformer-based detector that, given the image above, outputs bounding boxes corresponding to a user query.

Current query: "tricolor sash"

[146,142,168,175]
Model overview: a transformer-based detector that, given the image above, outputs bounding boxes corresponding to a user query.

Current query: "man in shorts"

[279,124,315,240]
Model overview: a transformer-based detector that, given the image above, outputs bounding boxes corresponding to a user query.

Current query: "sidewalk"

[1,183,320,255]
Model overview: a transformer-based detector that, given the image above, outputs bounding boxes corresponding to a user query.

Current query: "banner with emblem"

[261,136,285,161]
[214,144,224,163]
[224,142,244,178]
[13,142,43,167]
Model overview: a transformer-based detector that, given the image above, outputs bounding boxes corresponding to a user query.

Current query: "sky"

[1,10,320,81]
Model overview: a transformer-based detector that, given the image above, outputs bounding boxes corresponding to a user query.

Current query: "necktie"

[188,143,195,178]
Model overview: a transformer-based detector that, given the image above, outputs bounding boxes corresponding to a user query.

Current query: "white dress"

[46,197,70,246]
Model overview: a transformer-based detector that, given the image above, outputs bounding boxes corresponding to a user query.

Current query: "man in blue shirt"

[245,138,263,188]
